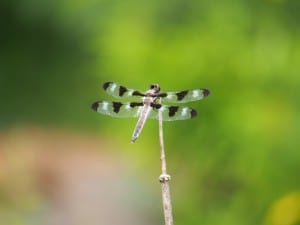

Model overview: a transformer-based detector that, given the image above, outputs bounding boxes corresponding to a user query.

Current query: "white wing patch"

[192,90,200,98]
[181,107,188,116]
[166,95,173,100]
[110,83,117,92]
[125,104,131,110]
[127,90,134,96]
[102,101,109,110]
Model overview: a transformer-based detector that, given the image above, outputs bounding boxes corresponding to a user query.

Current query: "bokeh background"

[1,0,300,225]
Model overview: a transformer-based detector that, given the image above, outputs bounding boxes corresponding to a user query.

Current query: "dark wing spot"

[119,85,128,96]
[91,102,99,111]
[103,82,112,90]
[176,90,188,101]
[151,103,162,109]
[203,89,210,97]
[132,91,145,97]
[191,109,197,118]
[158,93,167,98]
[112,102,123,113]
[169,106,179,117]
[130,102,144,107]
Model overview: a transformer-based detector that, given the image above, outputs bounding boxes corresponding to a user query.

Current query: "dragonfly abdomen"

[131,104,152,142]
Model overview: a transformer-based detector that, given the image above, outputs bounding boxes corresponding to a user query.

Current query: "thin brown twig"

[158,98,174,225]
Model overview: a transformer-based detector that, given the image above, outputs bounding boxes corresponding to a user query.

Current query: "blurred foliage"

[0,0,300,225]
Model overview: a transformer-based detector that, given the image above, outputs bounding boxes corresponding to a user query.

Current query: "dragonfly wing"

[102,82,145,98]
[91,101,144,118]
[160,88,210,103]
[147,104,197,121]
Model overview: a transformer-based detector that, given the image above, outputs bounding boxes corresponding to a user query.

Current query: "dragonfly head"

[149,84,160,93]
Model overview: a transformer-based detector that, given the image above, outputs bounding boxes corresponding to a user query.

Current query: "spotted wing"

[91,101,196,121]
[159,88,210,103]
[102,82,145,98]
[91,101,144,118]
[148,104,197,121]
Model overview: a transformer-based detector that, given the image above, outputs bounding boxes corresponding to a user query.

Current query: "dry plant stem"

[158,99,174,225]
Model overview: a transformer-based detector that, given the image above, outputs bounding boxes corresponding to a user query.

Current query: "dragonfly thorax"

[142,95,155,105]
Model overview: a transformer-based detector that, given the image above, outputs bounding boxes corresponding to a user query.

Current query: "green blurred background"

[1,0,300,224]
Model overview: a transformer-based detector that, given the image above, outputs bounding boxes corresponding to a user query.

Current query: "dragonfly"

[91,82,210,143]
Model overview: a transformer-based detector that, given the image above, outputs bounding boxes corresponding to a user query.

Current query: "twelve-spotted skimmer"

[91,82,210,142]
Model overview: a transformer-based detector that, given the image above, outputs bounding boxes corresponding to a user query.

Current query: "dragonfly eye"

[150,84,160,93]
